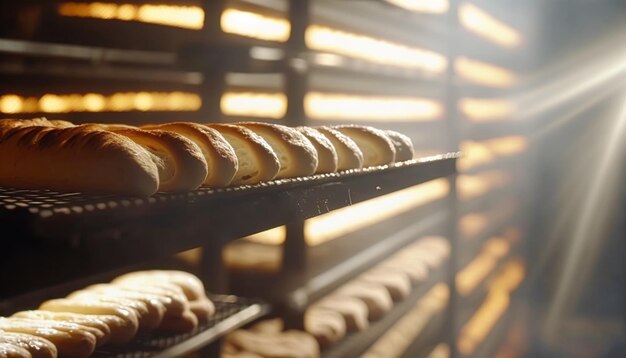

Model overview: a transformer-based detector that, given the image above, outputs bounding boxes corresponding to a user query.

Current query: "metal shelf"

[92,294,269,358]
[322,263,448,358]
[0,153,458,299]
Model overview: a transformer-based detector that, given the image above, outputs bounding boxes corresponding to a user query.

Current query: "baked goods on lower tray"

[1,270,223,358]
[0,119,416,196]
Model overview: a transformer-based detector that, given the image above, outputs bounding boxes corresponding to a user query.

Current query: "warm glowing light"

[58,2,204,29]
[305,92,442,121]
[459,213,489,237]
[459,98,515,121]
[385,0,449,14]
[220,92,287,119]
[305,178,448,245]
[362,284,449,358]
[223,241,282,272]
[456,57,517,87]
[458,259,525,355]
[0,92,201,113]
[244,179,449,246]
[482,136,527,156]
[0,95,24,114]
[221,8,290,42]
[457,171,511,200]
[456,238,511,295]
[458,137,527,170]
[306,25,447,72]
[459,3,521,47]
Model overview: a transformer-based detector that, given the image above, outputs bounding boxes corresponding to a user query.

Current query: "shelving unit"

[0,0,536,357]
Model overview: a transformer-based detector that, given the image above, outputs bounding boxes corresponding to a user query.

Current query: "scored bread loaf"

[11,310,133,345]
[239,122,318,179]
[357,268,412,301]
[103,283,190,318]
[335,281,393,321]
[0,318,96,358]
[142,122,238,187]
[304,309,346,348]
[384,130,414,162]
[64,291,163,332]
[98,127,208,192]
[0,125,159,196]
[311,296,369,332]
[315,126,364,170]
[0,343,31,358]
[295,127,338,174]
[0,332,57,358]
[38,298,139,342]
[0,118,72,135]
[207,124,280,185]
[3,318,107,347]
[11,311,110,346]
[333,125,396,167]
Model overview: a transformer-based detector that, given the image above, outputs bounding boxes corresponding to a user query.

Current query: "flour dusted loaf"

[142,122,238,187]
[315,126,363,170]
[295,127,338,174]
[0,124,159,196]
[333,125,396,166]
[0,332,57,358]
[384,130,414,162]
[207,123,280,185]
[239,122,318,179]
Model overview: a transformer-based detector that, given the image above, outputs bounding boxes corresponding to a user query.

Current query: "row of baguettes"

[0,118,415,197]
[222,237,450,357]
[0,270,214,358]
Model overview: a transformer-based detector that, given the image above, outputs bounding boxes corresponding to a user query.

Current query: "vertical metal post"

[284,0,309,127]
[445,1,460,357]
[199,0,227,123]
[281,0,309,331]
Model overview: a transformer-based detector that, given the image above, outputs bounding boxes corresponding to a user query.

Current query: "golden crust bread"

[110,128,208,192]
[38,298,139,341]
[333,125,396,166]
[311,296,369,332]
[384,130,414,162]
[0,318,96,358]
[304,308,346,348]
[357,268,411,301]
[239,122,318,179]
[207,124,280,185]
[0,343,31,358]
[315,126,364,170]
[296,127,338,174]
[143,123,238,187]
[335,281,393,321]
[0,125,159,196]
[0,332,57,358]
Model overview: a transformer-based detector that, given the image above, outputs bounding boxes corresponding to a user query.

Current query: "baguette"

[315,126,363,170]
[11,311,110,346]
[0,332,57,358]
[142,123,238,187]
[65,291,163,332]
[311,296,369,332]
[333,125,396,166]
[0,343,31,358]
[39,299,139,341]
[0,125,159,196]
[335,282,393,321]
[304,309,346,348]
[103,283,189,318]
[112,270,206,301]
[384,130,414,162]
[357,268,411,301]
[295,127,338,174]
[157,309,198,333]
[3,318,106,347]
[0,319,96,358]
[104,127,208,192]
[239,122,318,178]
[206,124,280,185]
[11,310,132,345]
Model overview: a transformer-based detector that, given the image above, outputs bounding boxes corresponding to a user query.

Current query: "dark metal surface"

[0,154,458,299]
[91,294,269,358]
